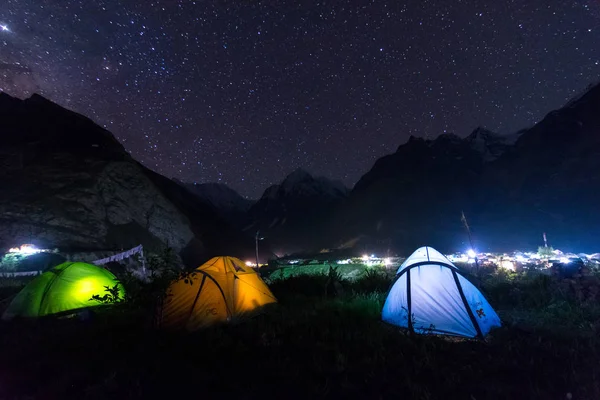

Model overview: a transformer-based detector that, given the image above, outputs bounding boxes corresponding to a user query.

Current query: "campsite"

[2,2,600,397]
[1,246,600,399]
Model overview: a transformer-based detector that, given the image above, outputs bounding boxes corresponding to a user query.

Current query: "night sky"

[1,1,599,198]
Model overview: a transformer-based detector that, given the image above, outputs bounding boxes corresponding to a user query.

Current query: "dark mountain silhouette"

[246,168,349,254]
[3,80,599,261]
[326,82,600,254]
[183,182,254,228]
[0,93,258,266]
[477,82,600,252]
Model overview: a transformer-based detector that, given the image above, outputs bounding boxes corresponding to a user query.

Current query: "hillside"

[0,93,257,265]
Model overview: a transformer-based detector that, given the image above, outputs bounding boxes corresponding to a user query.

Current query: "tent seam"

[187,274,208,323]
[451,270,484,339]
[406,270,413,333]
[197,270,233,319]
[38,262,72,313]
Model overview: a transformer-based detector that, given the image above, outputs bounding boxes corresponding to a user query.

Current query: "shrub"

[268,273,329,300]
[109,247,184,310]
[538,246,555,259]
[351,268,394,294]
[90,284,124,304]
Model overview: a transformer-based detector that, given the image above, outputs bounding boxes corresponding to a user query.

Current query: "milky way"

[1,0,599,197]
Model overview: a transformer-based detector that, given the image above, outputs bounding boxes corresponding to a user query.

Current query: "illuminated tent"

[382,246,501,338]
[159,256,277,331]
[2,262,124,320]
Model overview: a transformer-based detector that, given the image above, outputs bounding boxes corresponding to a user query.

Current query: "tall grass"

[1,267,600,399]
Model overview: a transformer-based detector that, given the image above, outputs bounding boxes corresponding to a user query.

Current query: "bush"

[538,246,555,258]
[268,273,330,300]
[90,284,124,304]
[109,247,186,312]
[481,271,600,335]
[351,268,394,294]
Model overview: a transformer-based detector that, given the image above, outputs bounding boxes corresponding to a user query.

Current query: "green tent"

[2,262,124,320]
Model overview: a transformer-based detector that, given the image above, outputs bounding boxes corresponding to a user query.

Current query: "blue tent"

[382,246,501,338]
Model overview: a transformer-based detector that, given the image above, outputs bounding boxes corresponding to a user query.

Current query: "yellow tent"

[159,256,277,330]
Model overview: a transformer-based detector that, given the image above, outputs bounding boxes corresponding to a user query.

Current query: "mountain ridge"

[327,81,600,254]
[3,80,600,259]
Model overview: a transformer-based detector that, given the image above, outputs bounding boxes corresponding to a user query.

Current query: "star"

[0,1,597,198]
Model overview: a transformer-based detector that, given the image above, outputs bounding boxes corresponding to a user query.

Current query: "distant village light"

[499,260,516,271]
[7,244,42,255]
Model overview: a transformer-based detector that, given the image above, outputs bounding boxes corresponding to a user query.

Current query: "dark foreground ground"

[1,268,600,399]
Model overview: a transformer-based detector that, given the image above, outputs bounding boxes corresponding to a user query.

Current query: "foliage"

[538,246,555,258]
[268,272,329,301]
[350,268,393,294]
[326,265,344,284]
[0,253,22,271]
[109,247,183,311]
[264,262,368,281]
[90,283,123,304]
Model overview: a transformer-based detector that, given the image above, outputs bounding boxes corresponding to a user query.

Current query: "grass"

[264,262,381,281]
[1,267,599,399]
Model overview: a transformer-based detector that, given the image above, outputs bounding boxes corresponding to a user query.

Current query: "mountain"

[247,168,349,254]
[0,93,257,266]
[478,82,600,251]
[327,82,600,254]
[4,79,598,261]
[183,182,254,227]
[331,133,485,253]
[465,127,521,161]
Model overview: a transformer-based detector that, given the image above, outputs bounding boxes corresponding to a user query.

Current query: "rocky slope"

[0,93,256,266]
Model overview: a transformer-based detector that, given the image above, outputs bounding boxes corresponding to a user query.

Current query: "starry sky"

[1,1,599,198]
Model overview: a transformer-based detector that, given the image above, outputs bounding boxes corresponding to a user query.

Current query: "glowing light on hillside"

[467,249,476,258]
[8,244,42,255]
[361,254,369,261]
[384,257,391,266]
[245,260,256,267]
[500,260,516,271]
